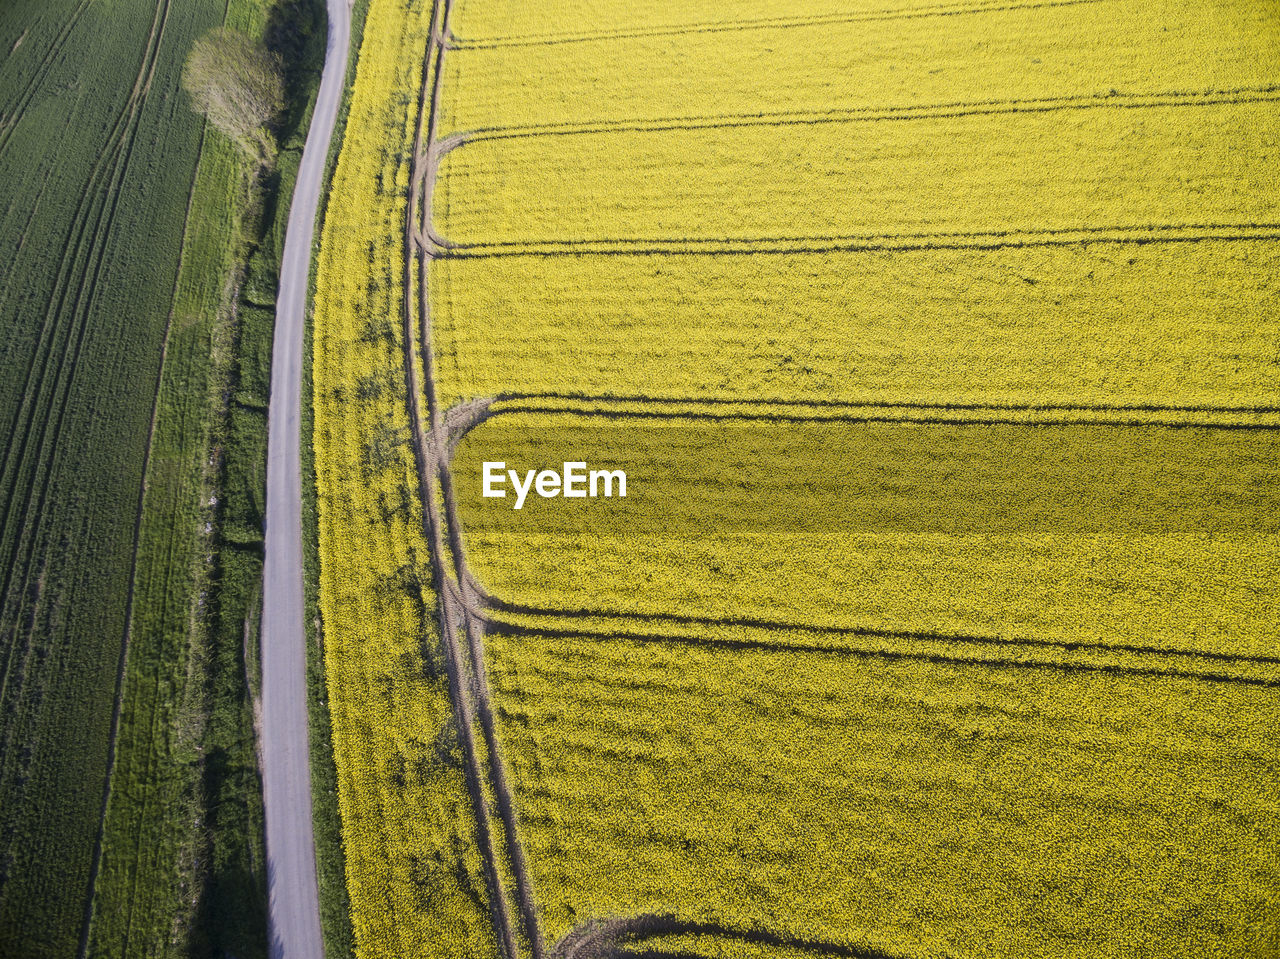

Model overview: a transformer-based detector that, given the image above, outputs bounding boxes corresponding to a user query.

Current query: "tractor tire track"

[400,2,531,956]
[441,464,546,959]
[0,0,93,154]
[446,0,1110,50]
[447,86,1280,147]
[0,0,173,721]
[428,92,1280,259]
[0,0,177,942]
[479,401,1280,430]
[481,616,1280,690]
[429,222,1280,260]
[439,401,1277,680]
[552,913,902,959]
[478,596,1280,671]
[494,392,1280,415]
[0,0,172,606]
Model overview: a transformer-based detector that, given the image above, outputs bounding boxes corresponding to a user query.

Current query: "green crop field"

[0,0,221,949]
[0,0,326,954]
[312,0,1280,956]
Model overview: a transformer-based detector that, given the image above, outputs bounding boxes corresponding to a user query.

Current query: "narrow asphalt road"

[262,0,350,955]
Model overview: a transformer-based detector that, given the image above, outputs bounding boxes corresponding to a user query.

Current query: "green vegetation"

[88,0,332,951]
[0,0,227,950]
[0,0,330,953]
[183,27,285,167]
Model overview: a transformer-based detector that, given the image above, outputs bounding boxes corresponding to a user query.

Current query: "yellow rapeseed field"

[314,0,1280,954]
[435,105,1278,248]
[485,630,1280,958]
[431,244,1280,409]
[441,0,1279,131]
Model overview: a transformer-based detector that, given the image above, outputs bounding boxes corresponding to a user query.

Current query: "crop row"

[441,86,1280,152]
[446,0,1073,51]
[452,414,1280,662]
[434,104,1279,249]
[429,241,1280,412]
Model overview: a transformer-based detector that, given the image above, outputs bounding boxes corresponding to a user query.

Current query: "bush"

[183,28,284,167]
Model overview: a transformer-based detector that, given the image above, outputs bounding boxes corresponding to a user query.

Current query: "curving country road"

[262,0,351,955]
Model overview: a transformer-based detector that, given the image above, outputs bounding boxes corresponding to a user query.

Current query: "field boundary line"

[446,0,1109,50]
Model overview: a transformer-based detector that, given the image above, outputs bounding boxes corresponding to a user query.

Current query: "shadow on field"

[190,745,268,959]
[266,0,327,145]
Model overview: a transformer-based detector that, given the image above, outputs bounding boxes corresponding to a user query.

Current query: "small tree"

[182,28,284,168]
